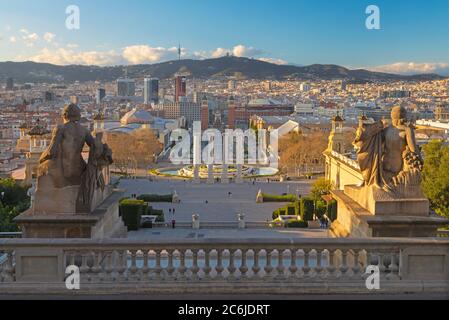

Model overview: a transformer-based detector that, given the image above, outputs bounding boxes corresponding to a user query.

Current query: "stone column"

[221,164,229,184]
[207,164,214,184]
[192,214,200,230]
[193,165,200,184]
[236,164,243,184]
[237,213,246,229]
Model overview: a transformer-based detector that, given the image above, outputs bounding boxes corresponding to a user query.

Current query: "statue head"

[62,104,81,123]
[391,106,407,126]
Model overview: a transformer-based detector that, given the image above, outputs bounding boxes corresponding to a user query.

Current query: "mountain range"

[0,56,445,83]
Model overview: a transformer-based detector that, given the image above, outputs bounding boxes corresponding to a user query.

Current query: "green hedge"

[287,220,308,228]
[119,199,145,231]
[262,193,297,203]
[327,200,338,221]
[137,194,173,202]
[300,197,315,221]
[315,200,327,219]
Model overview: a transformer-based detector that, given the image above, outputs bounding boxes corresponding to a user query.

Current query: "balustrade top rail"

[1,237,448,250]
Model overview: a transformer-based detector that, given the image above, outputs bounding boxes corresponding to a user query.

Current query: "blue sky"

[0,0,448,74]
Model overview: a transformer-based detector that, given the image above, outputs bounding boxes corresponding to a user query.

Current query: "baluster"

[239,249,249,279]
[252,249,261,279]
[362,250,373,280]
[117,250,127,281]
[302,249,311,278]
[228,249,237,280]
[177,249,187,280]
[289,249,298,279]
[2,251,14,282]
[91,250,101,282]
[203,249,212,280]
[326,249,337,278]
[264,249,274,278]
[104,251,114,282]
[386,252,400,280]
[141,250,149,281]
[154,249,163,280]
[276,249,285,280]
[315,249,323,279]
[166,249,175,280]
[339,249,349,278]
[127,250,137,281]
[189,249,200,280]
[215,249,224,280]
[351,249,361,279]
[378,252,386,279]
[79,252,90,283]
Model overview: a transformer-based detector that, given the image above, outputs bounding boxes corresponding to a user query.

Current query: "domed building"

[120,108,154,126]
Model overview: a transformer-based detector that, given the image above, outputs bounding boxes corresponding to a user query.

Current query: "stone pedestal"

[237,213,246,229]
[15,190,127,239]
[192,214,200,230]
[330,186,449,238]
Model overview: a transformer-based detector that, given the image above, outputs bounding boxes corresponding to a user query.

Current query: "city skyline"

[0,0,448,75]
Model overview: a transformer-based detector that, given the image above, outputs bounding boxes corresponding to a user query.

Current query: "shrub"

[327,200,338,221]
[119,199,145,231]
[137,194,173,202]
[262,193,297,202]
[287,220,308,228]
[315,200,327,218]
[300,197,315,221]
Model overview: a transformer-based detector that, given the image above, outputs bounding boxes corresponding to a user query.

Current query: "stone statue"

[35,104,113,214]
[353,106,423,198]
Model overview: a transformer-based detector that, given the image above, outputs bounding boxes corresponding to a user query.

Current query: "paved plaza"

[118,178,314,223]
[128,227,329,240]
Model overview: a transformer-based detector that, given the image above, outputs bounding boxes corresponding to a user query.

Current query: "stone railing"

[330,151,360,170]
[1,238,448,295]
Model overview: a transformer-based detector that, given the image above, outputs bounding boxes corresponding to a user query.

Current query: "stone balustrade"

[1,238,448,295]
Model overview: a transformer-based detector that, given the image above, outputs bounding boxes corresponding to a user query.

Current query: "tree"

[279,131,328,176]
[105,128,163,175]
[310,177,333,201]
[422,140,449,218]
[0,178,30,232]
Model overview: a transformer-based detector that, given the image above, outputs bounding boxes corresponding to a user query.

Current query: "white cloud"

[211,45,264,58]
[122,45,180,64]
[27,48,122,66]
[369,62,449,76]
[22,32,39,47]
[18,43,286,67]
[9,36,16,43]
[43,32,56,43]
[19,28,29,34]
[258,57,288,65]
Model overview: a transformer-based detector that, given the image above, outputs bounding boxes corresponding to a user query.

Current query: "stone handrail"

[1,238,448,295]
[330,151,361,170]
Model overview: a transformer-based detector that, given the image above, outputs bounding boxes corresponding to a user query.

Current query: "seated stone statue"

[353,106,423,198]
[35,104,113,214]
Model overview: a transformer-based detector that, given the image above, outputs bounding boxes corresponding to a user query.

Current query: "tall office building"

[227,96,236,129]
[175,76,187,102]
[96,88,106,104]
[144,78,159,104]
[6,77,14,90]
[200,95,209,130]
[117,78,135,97]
